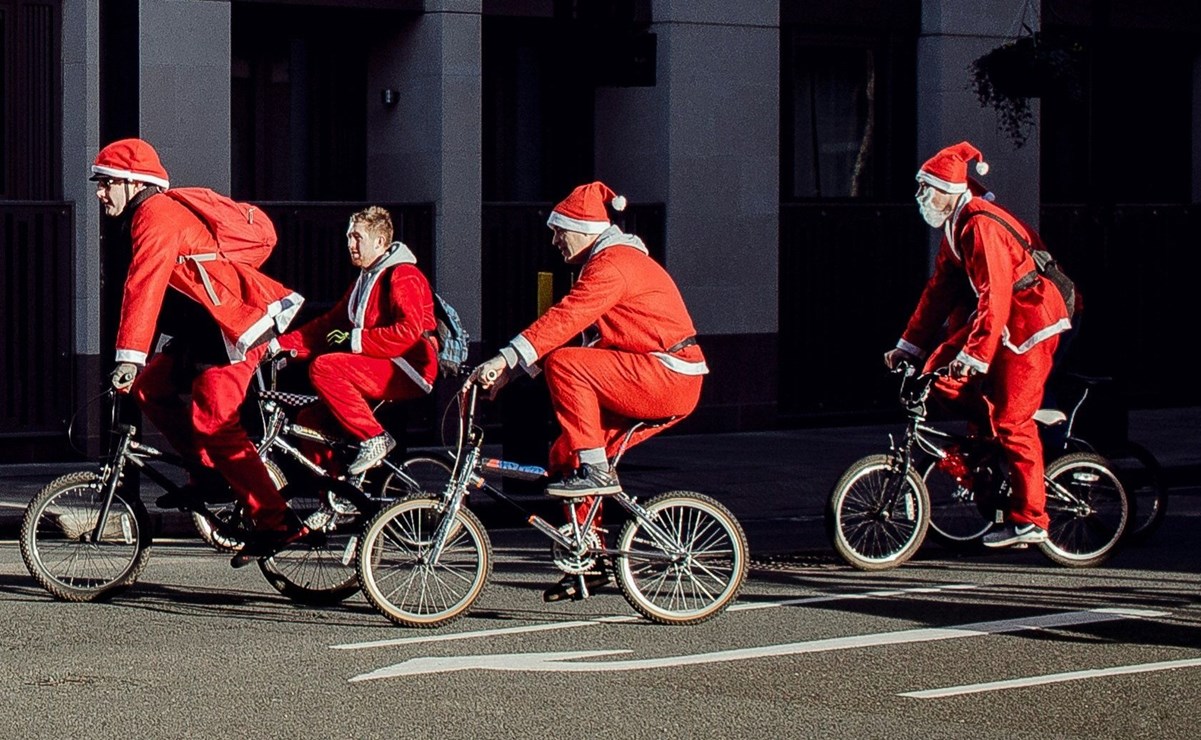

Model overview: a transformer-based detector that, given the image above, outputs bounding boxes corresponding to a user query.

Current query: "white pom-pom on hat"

[610,194,627,212]
[975,161,989,176]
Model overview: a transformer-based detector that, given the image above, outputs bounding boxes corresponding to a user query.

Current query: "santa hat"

[90,138,170,189]
[915,141,989,194]
[546,181,627,234]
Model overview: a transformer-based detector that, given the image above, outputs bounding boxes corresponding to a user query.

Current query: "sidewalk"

[2,406,1198,555]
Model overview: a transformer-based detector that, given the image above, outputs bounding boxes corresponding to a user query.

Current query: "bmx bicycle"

[18,352,412,605]
[354,374,750,628]
[826,363,1131,571]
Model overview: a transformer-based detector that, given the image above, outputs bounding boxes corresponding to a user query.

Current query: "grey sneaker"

[983,523,1048,548]
[347,432,396,475]
[545,464,622,498]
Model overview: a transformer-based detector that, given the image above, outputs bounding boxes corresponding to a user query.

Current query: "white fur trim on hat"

[90,164,170,189]
[915,171,967,194]
[547,211,609,234]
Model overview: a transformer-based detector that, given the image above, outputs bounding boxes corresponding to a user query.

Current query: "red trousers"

[543,347,704,530]
[131,343,289,531]
[925,331,1059,530]
[543,347,704,474]
[294,353,428,473]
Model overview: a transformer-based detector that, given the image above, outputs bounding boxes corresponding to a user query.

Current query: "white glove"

[473,354,511,393]
[110,362,138,393]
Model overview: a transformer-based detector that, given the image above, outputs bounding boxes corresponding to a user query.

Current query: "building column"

[366,1,483,338]
[593,1,779,429]
[918,0,1040,225]
[137,0,232,190]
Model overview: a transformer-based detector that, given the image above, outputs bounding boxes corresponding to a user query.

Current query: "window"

[780,1,918,202]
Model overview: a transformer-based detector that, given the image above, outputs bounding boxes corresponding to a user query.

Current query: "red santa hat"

[90,138,171,189]
[915,141,989,194]
[546,181,627,234]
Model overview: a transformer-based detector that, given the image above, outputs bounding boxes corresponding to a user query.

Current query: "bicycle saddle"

[258,389,321,408]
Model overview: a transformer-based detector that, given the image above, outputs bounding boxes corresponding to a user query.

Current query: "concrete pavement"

[2,406,1199,556]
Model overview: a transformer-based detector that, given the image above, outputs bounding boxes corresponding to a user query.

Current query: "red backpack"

[164,187,277,268]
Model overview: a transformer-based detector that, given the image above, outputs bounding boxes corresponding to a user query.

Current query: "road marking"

[348,607,1167,682]
[331,583,976,651]
[901,656,1201,698]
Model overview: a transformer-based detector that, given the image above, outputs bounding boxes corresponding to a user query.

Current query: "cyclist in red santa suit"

[91,138,306,556]
[277,206,438,476]
[475,181,708,601]
[883,141,1072,548]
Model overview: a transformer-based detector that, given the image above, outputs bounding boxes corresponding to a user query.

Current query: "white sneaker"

[348,432,396,475]
[983,523,1048,548]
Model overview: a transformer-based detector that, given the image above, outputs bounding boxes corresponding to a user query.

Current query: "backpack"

[165,187,278,268]
[956,210,1078,318]
[431,293,470,376]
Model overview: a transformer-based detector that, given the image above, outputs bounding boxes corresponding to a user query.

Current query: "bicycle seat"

[632,416,680,430]
[1033,408,1068,426]
[258,389,321,408]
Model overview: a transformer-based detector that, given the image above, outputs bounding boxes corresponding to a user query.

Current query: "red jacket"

[899,196,1071,374]
[115,191,303,365]
[278,242,438,392]
[508,228,707,375]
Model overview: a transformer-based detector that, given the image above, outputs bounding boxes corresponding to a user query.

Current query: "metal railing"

[0,201,74,438]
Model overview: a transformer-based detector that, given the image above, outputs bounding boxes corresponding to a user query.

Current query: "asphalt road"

[2,489,1199,740]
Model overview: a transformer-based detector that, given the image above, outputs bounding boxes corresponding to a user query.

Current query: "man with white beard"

[883,141,1072,548]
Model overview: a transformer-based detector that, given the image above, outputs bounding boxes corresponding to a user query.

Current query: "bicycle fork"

[90,427,138,546]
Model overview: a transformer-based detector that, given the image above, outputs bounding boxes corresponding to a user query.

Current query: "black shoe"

[542,569,612,603]
[545,465,622,498]
[229,523,310,568]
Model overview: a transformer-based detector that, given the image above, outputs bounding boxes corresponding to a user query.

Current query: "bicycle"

[826,363,1131,571]
[354,374,750,628]
[18,353,401,605]
[1036,372,1168,545]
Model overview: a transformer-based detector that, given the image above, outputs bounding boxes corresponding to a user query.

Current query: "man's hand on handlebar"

[883,348,918,372]
[471,354,512,396]
[947,358,979,380]
[109,362,138,393]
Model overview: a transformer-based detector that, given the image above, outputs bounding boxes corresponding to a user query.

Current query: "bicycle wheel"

[357,497,491,628]
[258,486,363,606]
[1038,452,1130,568]
[19,471,154,602]
[826,454,929,571]
[1107,441,1167,544]
[922,460,994,550]
[614,492,748,625]
[378,454,454,499]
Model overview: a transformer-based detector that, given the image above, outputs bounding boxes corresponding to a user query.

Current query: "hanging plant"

[970,30,1085,148]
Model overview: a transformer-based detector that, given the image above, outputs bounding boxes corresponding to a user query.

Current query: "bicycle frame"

[424,379,690,567]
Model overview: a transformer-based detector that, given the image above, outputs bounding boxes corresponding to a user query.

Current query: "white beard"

[919,201,950,228]
[916,188,951,228]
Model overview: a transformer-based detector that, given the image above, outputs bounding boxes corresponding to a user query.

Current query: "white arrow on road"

[349,607,1168,682]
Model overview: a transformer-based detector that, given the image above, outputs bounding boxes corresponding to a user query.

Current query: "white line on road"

[900,656,1201,698]
[348,607,1169,681]
[331,583,977,651]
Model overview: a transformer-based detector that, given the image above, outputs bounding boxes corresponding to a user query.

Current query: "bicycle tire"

[826,454,929,571]
[257,485,362,606]
[378,454,454,499]
[1107,441,1167,544]
[614,491,748,625]
[1038,452,1130,568]
[921,460,994,550]
[357,497,492,628]
[19,471,154,602]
